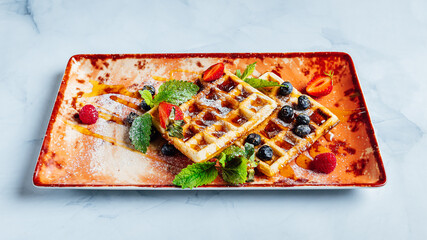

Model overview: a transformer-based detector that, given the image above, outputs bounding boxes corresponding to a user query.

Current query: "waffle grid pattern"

[235,72,339,176]
[149,70,277,163]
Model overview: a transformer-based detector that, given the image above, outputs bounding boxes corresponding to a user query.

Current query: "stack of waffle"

[149,70,339,176]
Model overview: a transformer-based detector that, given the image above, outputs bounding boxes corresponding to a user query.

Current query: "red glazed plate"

[33,53,386,189]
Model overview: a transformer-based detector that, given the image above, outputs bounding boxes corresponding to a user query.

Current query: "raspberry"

[79,104,99,124]
[310,152,337,174]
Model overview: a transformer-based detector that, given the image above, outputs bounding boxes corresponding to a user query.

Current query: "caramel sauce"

[152,76,168,81]
[109,95,140,110]
[98,112,124,125]
[64,120,137,153]
[183,126,198,142]
[249,96,265,112]
[275,138,294,151]
[83,79,139,98]
[188,103,202,117]
[151,69,201,82]
[311,109,329,125]
[279,165,296,179]
[230,114,248,126]
[295,152,312,169]
[218,78,237,92]
[169,69,200,80]
[235,88,251,102]
[194,138,208,151]
[260,121,283,139]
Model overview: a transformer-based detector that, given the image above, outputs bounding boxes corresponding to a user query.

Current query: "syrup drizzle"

[151,69,201,82]
[109,95,140,110]
[82,79,139,98]
[64,120,169,165]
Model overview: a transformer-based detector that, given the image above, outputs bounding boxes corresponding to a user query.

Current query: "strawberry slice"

[306,71,334,97]
[202,63,224,82]
[158,102,184,138]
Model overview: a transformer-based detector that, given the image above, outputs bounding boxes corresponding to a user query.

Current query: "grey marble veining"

[1,0,426,239]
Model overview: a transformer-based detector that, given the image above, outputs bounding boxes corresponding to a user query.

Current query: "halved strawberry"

[202,63,224,82]
[158,102,184,138]
[306,71,334,97]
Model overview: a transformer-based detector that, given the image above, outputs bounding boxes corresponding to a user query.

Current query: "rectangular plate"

[33,52,386,189]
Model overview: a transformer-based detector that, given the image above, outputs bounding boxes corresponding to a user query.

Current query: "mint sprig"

[129,113,152,153]
[236,62,281,89]
[172,162,218,189]
[240,62,256,80]
[139,90,154,107]
[152,80,199,106]
[173,144,257,188]
[244,78,281,88]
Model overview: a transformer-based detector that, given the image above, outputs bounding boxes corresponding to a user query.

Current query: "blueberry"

[296,114,310,125]
[278,81,293,96]
[161,143,176,156]
[256,145,273,161]
[298,95,311,110]
[124,112,138,126]
[278,105,294,121]
[142,85,156,96]
[246,133,262,146]
[293,124,311,138]
[139,100,152,111]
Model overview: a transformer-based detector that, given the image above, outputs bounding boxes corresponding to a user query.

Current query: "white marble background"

[1,0,426,239]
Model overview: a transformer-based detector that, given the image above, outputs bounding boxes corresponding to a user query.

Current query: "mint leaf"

[235,69,242,78]
[129,114,152,153]
[221,145,245,163]
[218,152,226,167]
[244,78,281,88]
[221,157,248,184]
[139,90,154,107]
[153,80,199,106]
[244,143,255,162]
[173,162,218,189]
[240,62,257,80]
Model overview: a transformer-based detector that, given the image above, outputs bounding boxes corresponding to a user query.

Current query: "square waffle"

[235,72,340,176]
[148,70,277,163]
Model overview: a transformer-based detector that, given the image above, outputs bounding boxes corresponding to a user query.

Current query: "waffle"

[148,70,278,163]
[234,72,339,176]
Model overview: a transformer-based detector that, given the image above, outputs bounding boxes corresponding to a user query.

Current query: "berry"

[278,105,294,121]
[202,63,224,82]
[158,102,184,128]
[124,112,138,126]
[142,85,156,96]
[296,114,310,125]
[311,152,337,174]
[293,124,311,138]
[246,133,262,146]
[306,71,333,97]
[139,100,152,111]
[161,143,176,156]
[278,81,293,96]
[298,95,311,110]
[79,104,98,124]
[256,145,273,161]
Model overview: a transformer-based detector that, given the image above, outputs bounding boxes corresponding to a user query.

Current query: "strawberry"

[306,71,334,97]
[310,152,337,174]
[158,102,184,138]
[202,63,224,82]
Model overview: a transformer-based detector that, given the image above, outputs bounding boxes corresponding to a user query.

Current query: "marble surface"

[1,0,426,239]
